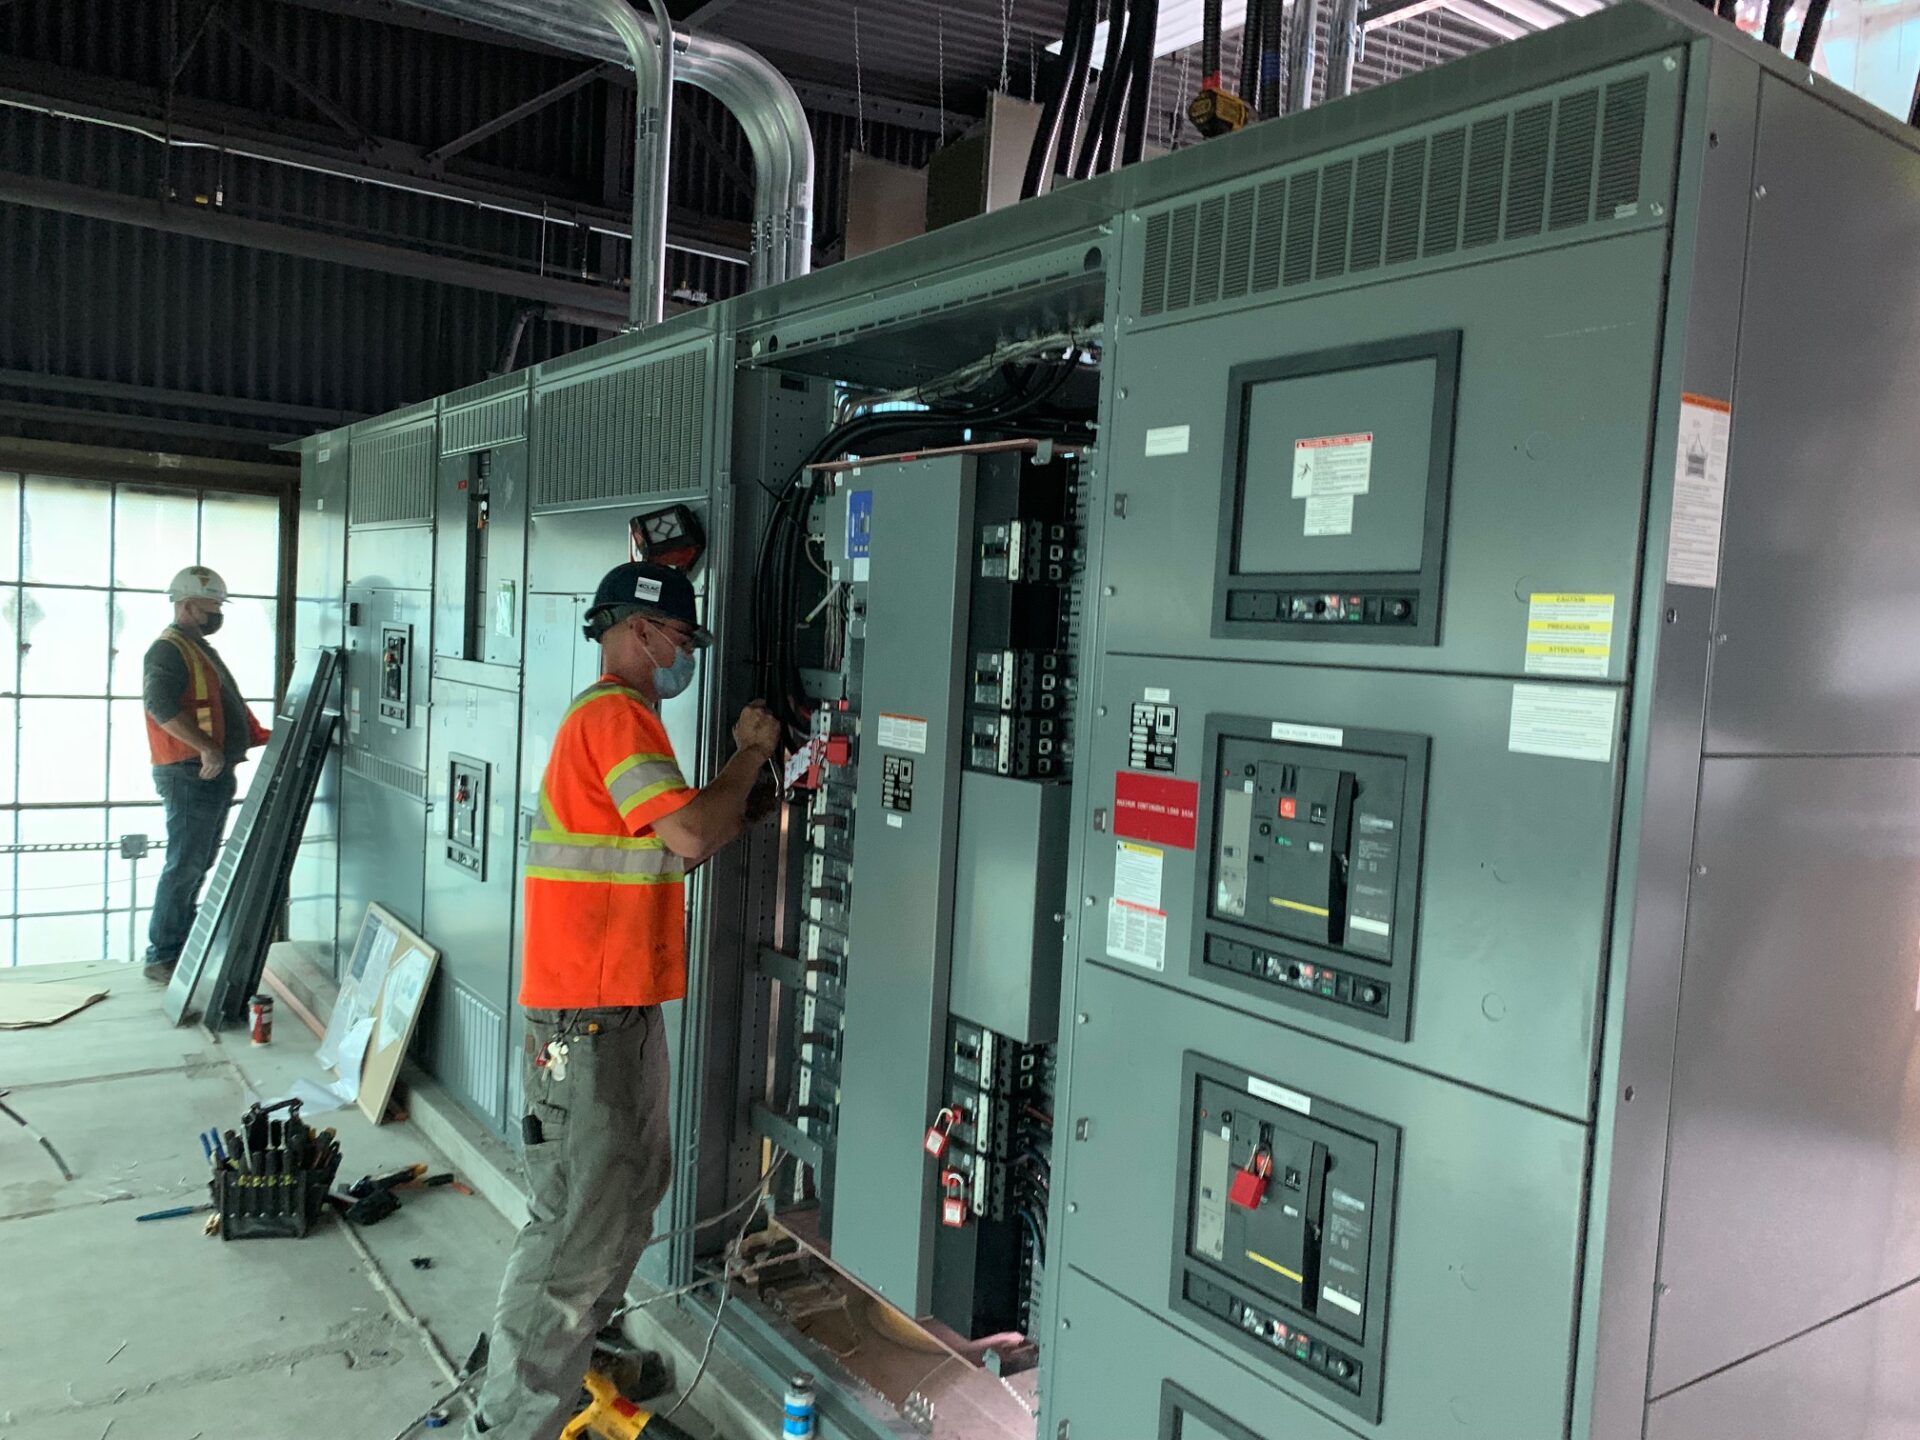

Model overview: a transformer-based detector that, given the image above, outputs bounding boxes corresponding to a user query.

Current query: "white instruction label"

[1293,432,1374,498]
[1143,686,1172,704]
[1247,1076,1313,1116]
[1321,1287,1365,1317]
[1525,593,1615,678]
[1114,841,1165,912]
[876,712,928,754]
[1508,684,1619,764]
[1105,899,1167,972]
[1667,394,1732,589]
[1303,493,1355,537]
[1145,424,1191,457]
[317,446,332,463]
[1271,721,1344,748]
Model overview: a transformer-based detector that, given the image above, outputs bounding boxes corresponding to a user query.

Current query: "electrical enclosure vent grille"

[533,349,708,511]
[442,392,527,456]
[433,982,506,1130]
[349,425,435,526]
[342,748,428,801]
[1136,72,1653,320]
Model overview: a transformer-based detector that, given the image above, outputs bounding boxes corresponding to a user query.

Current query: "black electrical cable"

[1762,0,1790,47]
[1074,0,1133,177]
[1054,0,1102,180]
[1715,0,1736,19]
[1793,0,1832,62]
[1120,0,1160,164]
[1238,0,1263,109]
[1022,0,1094,198]
[1201,0,1224,79]
[1911,67,1920,128]
[1259,0,1286,118]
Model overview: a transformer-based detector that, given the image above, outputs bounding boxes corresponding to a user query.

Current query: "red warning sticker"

[1114,771,1201,850]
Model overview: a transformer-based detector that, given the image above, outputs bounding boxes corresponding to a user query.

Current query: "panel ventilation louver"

[342,748,428,800]
[348,425,435,526]
[532,348,708,511]
[1136,70,1656,321]
[443,981,506,1128]
[442,392,527,456]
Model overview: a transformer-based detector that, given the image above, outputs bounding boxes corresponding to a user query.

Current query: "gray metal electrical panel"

[295,4,1920,1435]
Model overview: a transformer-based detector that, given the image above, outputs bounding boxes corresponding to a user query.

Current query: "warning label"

[1667,394,1731,589]
[1525,593,1615,678]
[876,712,928,754]
[1292,432,1374,498]
[1106,899,1167,972]
[1114,771,1200,850]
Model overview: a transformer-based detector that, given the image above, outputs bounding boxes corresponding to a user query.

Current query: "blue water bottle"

[783,1371,816,1438]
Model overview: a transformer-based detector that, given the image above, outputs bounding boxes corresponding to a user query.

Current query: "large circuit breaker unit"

[292,4,1920,1437]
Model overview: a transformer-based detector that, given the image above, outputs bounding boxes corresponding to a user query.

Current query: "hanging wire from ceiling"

[1001,0,1015,92]
[853,2,868,152]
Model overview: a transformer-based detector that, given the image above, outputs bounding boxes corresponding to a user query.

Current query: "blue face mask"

[642,624,697,701]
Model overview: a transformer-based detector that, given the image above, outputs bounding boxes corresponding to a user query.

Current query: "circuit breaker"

[1173,1056,1399,1422]
[377,624,411,726]
[1194,716,1427,1040]
[445,753,489,878]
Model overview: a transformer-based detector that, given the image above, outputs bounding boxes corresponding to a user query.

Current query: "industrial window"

[0,471,286,967]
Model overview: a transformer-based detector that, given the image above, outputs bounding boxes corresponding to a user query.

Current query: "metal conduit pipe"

[1285,0,1319,114]
[403,0,814,298]
[1324,0,1364,99]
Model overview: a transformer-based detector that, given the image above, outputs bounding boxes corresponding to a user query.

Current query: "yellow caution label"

[1245,1250,1305,1284]
[1525,593,1615,678]
[1271,897,1331,918]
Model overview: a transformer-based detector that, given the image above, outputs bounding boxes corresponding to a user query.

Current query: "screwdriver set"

[204,1097,342,1240]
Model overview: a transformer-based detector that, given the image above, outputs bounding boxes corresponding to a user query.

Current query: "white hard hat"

[167,566,229,604]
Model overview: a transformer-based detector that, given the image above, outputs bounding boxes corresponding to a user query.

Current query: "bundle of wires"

[750,339,1094,743]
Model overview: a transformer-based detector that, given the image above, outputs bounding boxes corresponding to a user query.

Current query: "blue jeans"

[146,763,237,967]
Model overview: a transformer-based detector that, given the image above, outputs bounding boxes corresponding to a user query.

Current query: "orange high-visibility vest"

[144,627,268,764]
[519,676,696,1009]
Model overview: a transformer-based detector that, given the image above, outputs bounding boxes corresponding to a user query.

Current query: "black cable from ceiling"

[1021,0,1096,198]
[1120,0,1160,164]
[1074,0,1134,177]
[1762,0,1791,47]
[1260,0,1286,116]
[1054,0,1103,178]
[1793,0,1832,62]
[1239,0,1265,103]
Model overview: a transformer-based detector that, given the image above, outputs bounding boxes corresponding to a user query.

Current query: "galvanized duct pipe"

[1324,0,1364,100]
[406,0,814,303]
[1285,0,1320,114]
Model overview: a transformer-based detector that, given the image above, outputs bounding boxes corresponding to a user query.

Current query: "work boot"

[143,959,176,985]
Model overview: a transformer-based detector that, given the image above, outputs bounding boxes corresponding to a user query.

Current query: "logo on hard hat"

[634,577,663,603]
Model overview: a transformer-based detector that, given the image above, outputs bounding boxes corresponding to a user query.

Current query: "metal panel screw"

[1067,1201,1078,1214]
[1696,865,1708,876]
[1663,55,1677,70]
[1076,1012,1089,1024]
[1715,633,1729,644]
[1075,1118,1092,1140]
[1083,896,1096,908]
[1665,608,1677,623]
[1754,185,1767,198]
[1096,705,1107,717]
[1060,1318,1072,1330]
[1117,388,1129,400]
[1102,586,1115,597]
[1650,203,1665,217]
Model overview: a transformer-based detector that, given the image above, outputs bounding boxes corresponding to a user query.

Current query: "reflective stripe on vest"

[523,831,684,885]
[604,752,684,820]
[161,627,218,736]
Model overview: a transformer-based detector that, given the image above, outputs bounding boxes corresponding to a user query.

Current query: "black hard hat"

[583,561,712,646]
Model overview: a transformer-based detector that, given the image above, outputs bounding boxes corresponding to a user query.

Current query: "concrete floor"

[0,961,729,1440]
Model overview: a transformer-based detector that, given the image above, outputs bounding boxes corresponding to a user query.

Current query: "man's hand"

[197,745,227,781]
[732,702,783,760]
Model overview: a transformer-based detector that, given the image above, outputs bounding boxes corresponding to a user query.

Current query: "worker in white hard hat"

[140,566,271,985]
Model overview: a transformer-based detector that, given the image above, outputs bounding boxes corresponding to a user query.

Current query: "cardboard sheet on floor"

[0,980,110,1030]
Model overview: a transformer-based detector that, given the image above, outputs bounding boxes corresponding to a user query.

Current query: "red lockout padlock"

[940,1169,970,1228]
[1228,1149,1273,1211]
[923,1106,961,1161]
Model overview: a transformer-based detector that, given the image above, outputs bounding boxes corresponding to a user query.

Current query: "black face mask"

[198,610,225,636]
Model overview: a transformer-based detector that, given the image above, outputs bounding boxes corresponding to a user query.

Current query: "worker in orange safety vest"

[469,560,782,1440]
[141,565,271,984]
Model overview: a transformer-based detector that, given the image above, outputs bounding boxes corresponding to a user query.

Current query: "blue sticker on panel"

[847,490,873,562]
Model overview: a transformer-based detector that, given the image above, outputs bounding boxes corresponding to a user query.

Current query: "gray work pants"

[470,1004,673,1440]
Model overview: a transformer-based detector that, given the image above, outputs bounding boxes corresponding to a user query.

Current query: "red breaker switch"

[940,1170,970,1228]
[1229,1150,1273,1210]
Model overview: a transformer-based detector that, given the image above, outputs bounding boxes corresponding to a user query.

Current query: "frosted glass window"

[15,808,106,918]
[111,591,177,696]
[18,699,108,804]
[215,596,277,701]
[16,913,106,966]
[106,805,167,911]
[0,584,19,696]
[200,493,281,596]
[114,488,200,589]
[0,699,14,806]
[22,476,111,585]
[104,911,156,964]
[109,700,160,803]
[18,586,111,696]
[0,474,18,581]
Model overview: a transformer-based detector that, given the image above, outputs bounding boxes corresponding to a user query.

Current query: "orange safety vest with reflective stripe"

[144,626,269,765]
[519,675,696,1009]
